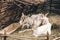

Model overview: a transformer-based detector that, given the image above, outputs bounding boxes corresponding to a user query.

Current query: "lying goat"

[19,13,33,29]
[33,13,52,37]
[31,14,45,30]
[19,13,44,29]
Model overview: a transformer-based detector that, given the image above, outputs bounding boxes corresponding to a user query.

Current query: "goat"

[19,13,33,29]
[19,13,45,29]
[31,14,44,27]
[31,13,45,30]
[33,13,52,37]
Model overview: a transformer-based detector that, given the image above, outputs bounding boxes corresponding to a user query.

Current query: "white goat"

[19,13,33,29]
[31,14,44,30]
[33,13,52,37]
[19,13,45,29]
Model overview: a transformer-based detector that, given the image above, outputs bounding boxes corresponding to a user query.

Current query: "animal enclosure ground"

[1,28,59,40]
[0,14,60,40]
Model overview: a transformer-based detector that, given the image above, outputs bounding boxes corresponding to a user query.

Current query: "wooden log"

[15,0,47,5]
[0,23,20,34]
[4,30,7,40]
[13,2,23,8]
[15,0,33,5]
[1,7,7,12]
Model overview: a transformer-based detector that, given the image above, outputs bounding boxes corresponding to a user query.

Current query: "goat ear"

[44,13,49,17]
[22,13,24,16]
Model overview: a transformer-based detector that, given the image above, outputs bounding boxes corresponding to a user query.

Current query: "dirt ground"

[5,28,60,40]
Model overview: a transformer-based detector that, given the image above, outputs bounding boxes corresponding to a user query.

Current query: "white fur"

[19,13,33,28]
[33,23,51,37]
[31,14,43,28]
[33,16,52,37]
[19,13,43,29]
